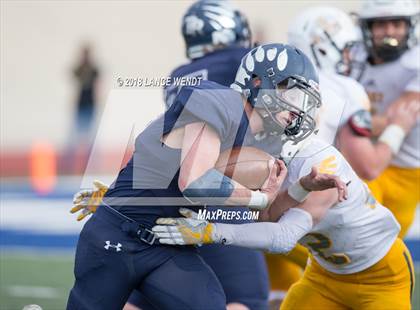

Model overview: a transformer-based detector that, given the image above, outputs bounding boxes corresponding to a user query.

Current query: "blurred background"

[1,1,419,309]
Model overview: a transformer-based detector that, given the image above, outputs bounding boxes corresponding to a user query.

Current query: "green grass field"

[0,253,74,310]
[0,252,419,310]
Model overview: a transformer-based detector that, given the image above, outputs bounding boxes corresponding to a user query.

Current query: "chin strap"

[374,41,408,63]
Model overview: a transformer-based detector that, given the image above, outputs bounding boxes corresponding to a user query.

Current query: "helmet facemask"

[254,76,321,144]
[310,30,365,77]
[335,41,367,77]
[231,44,321,144]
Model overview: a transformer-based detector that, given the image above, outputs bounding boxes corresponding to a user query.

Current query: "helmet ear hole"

[318,48,327,56]
[252,75,262,87]
[277,79,289,90]
[277,79,289,89]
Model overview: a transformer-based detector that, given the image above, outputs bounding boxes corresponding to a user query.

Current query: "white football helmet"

[288,7,363,76]
[358,0,420,62]
[359,0,419,19]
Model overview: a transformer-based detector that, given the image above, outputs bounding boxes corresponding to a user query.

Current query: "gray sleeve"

[178,87,244,140]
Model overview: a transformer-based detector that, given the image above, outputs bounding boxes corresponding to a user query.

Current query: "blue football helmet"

[231,43,321,144]
[182,0,251,59]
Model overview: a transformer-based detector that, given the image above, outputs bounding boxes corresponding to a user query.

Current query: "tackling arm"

[371,91,420,137]
[338,123,392,180]
[214,188,338,253]
[339,92,419,180]
[153,188,339,252]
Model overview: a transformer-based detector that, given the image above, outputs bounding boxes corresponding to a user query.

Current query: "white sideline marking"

[6,285,60,299]
[0,199,85,233]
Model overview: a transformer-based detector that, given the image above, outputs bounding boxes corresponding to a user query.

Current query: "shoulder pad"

[341,75,371,112]
[401,45,420,71]
[348,110,372,137]
[288,139,343,181]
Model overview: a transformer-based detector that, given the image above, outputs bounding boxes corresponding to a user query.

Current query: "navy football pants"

[128,244,269,310]
[67,207,226,310]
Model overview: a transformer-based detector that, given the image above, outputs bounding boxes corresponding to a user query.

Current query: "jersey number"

[305,233,351,265]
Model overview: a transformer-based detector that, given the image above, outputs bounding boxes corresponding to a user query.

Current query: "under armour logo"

[104,241,122,252]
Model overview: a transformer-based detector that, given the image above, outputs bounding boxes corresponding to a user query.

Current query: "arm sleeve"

[347,109,373,137]
[213,208,313,253]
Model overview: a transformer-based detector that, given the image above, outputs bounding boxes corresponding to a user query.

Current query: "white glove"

[152,208,217,245]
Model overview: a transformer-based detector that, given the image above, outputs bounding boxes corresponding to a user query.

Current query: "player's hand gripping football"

[300,167,348,202]
[70,180,108,221]
[152,208,217,246]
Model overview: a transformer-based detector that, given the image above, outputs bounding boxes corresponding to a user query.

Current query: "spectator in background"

[73,44,99,136]
[69,44,99,173]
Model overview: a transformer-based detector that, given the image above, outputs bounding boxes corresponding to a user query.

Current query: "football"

[215,146,274,190]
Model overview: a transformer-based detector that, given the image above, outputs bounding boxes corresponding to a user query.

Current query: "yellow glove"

[70,180,108,221]
[152,208,216,245]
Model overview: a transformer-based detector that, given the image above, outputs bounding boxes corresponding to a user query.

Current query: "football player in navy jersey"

[128,2,271,310]
[164,0,252,109]
[73,2,271,309]
[67,43,346,310]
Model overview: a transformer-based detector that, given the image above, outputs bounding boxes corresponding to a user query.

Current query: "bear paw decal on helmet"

[231,43,322,144]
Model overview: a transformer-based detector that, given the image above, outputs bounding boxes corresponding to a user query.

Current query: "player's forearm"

[266,169,346,221]
[266,190,300,221]
[369,142,394,178]
[371,114,388,137]
[353,125,408,180]
[339,124,394,180]
[212,208,313,253]
[344,142,393,180]
[182,169,269,209]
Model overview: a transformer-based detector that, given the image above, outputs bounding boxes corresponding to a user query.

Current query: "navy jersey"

[164,46,284,158]
[164,46,250,108]
[104,80,253,225]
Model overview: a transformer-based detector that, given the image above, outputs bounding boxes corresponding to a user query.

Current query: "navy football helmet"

[182,0,251,59]
[231,43,321,144]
